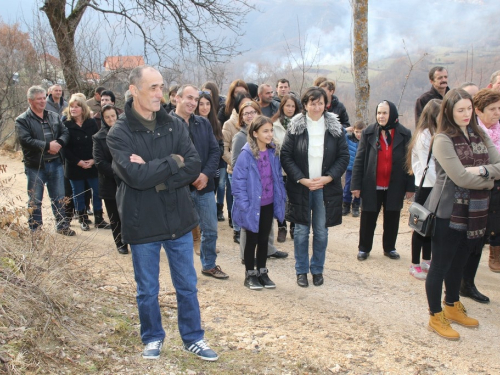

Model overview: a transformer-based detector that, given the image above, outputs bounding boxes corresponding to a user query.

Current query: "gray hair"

[490,70,500,85]
[27,86,46,100]
[258,84,272,95]
[176,84,199,97]
[129,65,155,87]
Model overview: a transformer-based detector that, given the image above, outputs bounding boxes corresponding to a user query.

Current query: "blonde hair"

[66,93,91,121]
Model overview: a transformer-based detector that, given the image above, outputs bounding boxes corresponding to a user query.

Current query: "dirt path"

[2,151,499,374]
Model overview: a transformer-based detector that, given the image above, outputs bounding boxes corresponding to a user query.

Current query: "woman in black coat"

[281,87,349,288]
[64,94,109,231]
[351,100,414,261]
[92,105,128,254]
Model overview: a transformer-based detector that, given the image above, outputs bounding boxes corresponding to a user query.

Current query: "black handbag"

[408,146,446,237]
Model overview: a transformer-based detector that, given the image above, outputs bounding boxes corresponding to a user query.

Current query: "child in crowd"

[231,116,287,290]
[343,121,365,217]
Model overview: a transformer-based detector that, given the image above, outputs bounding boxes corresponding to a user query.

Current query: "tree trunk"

[41,0,89,93]
[351,0,370,125]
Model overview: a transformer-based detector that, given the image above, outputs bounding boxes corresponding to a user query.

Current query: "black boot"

[117,244,129,254]
[459,279,490,304]
[228,210,233,228]
[233,230,240,244]
[216,203,225,222]
[77,210,90,231]
[94,210,110,229]
[342,202,351,216]
[352,202,360,217]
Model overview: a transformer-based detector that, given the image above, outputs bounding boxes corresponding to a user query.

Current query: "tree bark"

[41,0,89,93]
[351,0,370,125]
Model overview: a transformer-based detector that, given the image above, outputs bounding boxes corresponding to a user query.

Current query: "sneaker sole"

[201,272,229,279]
[263,285,276,289]
[427,325,460,340]
[142,354,160,359]
[183,348,219,361]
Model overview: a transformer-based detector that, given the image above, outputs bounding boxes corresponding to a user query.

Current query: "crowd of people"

[14,65,500,360]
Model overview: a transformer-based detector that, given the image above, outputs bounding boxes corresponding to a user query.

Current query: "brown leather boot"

[192,225,201,255]
[428,311,459,340]
[489,245,500,273]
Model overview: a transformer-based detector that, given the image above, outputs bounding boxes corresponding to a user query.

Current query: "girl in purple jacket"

[232,116,287,290]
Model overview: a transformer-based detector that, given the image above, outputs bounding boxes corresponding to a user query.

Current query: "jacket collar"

[288,112,343,137]
[367,122,404,149]
[124,98,174,132]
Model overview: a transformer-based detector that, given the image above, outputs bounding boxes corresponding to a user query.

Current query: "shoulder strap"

[417,138,434,190]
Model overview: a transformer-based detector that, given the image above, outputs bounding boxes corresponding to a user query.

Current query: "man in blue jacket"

[172,84,229,280]
[107,67,218,361]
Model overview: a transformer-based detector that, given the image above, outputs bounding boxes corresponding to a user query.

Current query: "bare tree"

[397,40,427,111]
[39,0,254,93]
[350,0,370,125]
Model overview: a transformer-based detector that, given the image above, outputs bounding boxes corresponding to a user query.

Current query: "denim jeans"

[69,177,102,212]
[216,167,232,207]
[294,189,328,275]
[190,191,218,271]
[130,232,204,345]
[227,173,240,231]
[342,170,360,204]
[25,159,67,231]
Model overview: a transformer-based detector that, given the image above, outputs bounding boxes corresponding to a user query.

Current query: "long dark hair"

[405,99,441,174]
[437,88,484,141]
[271,94,301,123]
[196,92,222,141]
[201,81,221,114]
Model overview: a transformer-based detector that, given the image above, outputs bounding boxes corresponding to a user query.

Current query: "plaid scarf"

[449,126,490,239]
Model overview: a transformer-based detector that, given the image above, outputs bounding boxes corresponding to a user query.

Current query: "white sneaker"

[420,260,431,273]
[409,265,426,280]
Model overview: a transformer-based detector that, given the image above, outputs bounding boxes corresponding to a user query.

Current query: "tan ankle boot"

[192,225,201,255]
[489,245,500,273]
[428,311,460,340]
[443,301,479,327]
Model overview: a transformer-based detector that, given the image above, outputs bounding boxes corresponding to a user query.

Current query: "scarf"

[449,126,490,239]
[376,100,399,147]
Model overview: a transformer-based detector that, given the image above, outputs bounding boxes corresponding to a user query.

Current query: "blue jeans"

[216,167,232,207]
[191,191,218,270]
[69,177,102,212]
[25,159,67,230]
[227,174,240,231]
[130,233,204,345]
[343,170,360,204]
[294,189,328,275]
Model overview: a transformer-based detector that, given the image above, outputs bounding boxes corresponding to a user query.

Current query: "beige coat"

[426,133,500,218]
[222,109,240,174]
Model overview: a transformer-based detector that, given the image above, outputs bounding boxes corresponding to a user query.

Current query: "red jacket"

[376,129,394,188]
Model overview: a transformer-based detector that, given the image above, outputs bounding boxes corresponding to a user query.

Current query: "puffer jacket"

[232,143,286,233]
[15,108,69,169]
[281,112,349,227]
[346,132,359,171]
[327,95,350,129]
[222,109,241,174]
[107,99,201,245]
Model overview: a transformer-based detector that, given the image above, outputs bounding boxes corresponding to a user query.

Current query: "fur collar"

[288,112,343,137]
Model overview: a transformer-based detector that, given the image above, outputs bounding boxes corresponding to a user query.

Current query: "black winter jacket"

[64,118,99,180]
[107,99,201,245]
[15,108,69,169]
[327,95,350,129]
[281,112,349,227]
[170,112,220,195]
[92,123,117,200]
[350,122,414,212]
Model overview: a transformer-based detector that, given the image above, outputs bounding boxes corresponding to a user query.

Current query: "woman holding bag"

[425,88,500,340]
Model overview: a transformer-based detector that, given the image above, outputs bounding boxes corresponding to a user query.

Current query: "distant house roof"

[84,72,101,82]
[103,56,145,71]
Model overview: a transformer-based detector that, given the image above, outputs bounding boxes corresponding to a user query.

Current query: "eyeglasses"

[199,91,211,96]
[243,111,258,117]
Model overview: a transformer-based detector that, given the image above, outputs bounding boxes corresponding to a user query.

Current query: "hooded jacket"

[281,111,349,227]
[45,94,68,116]
[351,100,414,212]
[106,99,201,245]
[15,108,69,169]
[232,143,286,233]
